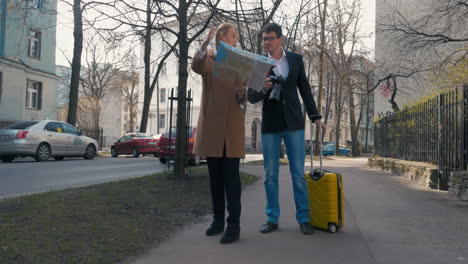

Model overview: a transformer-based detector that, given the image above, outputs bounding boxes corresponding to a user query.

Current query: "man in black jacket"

[248,23,326,235]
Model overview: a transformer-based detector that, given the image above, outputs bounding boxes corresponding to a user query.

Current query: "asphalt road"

[0,156,167,199]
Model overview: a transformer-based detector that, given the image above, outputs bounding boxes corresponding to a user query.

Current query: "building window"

[26,80,42,110]
[160,88,166,103]
[28,29,41,59]
[159,114,165,129]
[28,0,42,9]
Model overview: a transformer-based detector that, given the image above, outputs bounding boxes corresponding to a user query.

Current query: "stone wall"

[448,171,468,201]
[368,157,439,188]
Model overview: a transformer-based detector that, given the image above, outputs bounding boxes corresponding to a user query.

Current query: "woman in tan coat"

[192,23,246,244]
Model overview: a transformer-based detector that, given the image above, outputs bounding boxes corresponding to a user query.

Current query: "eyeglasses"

[262,37,278,42]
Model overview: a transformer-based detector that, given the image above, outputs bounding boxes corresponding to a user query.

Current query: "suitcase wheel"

[328,223,338,233]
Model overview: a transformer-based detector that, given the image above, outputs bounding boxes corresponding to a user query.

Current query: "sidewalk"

[131,158,468,264]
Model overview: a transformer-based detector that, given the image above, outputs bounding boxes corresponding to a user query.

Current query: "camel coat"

[191,50,246,158]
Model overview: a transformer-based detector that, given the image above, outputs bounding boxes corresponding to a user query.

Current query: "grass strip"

[0,168,257,264]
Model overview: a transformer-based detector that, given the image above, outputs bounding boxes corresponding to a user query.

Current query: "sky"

[55,0,375,67]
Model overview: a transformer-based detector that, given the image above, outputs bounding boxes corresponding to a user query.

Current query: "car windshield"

[3,121,39,129]
[134,133,151,139]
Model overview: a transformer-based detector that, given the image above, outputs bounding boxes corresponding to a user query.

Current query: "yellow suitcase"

[306,116,344,233]
[305,170,344,233]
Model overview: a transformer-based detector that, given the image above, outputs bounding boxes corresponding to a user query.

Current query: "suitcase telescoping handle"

[310,115,323,176]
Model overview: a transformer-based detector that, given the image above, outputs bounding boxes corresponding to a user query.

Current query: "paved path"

[131,158,468,264]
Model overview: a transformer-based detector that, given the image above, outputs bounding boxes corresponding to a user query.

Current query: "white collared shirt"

[268,49,289,79]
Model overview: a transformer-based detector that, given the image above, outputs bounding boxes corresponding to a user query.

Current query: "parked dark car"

[158,127,201,166]
[111,133,159,158]
[305,140,329,154]
[322,142,351,156]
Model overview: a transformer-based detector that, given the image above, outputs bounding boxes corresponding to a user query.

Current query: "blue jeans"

[262,129,309,224]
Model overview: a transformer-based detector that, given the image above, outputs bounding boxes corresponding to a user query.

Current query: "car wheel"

[159,157,167,163]
[34,143,51,162]
[1,156,15,163]
[84,144,96,160]
[189,155,200,166]
[153,153,158,157]
[132,147,140,158]
[54,156,64,161]
[347,151,352,157]
[111,147,118,158]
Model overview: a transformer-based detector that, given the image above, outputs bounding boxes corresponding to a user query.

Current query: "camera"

[268,75,285,103]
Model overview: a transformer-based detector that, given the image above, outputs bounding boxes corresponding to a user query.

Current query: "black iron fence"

[81,129,104,150]
[374,85,468,190]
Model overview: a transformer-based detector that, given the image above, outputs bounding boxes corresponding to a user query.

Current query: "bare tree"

[77,32,130,135]
[89,0,182,134]
[59,0,104,126]
[374,0,468,112]
[119,54,141,133]
[154,0,221,177]
[378,0,467,61]
[325,0,367,156]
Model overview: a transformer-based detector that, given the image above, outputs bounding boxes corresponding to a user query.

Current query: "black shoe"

[220,226,240,244]
[299,222,314,235]
[259,221,278,233]
[205,222,224,236]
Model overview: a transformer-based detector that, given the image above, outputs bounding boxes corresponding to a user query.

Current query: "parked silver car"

[0,120,98,162]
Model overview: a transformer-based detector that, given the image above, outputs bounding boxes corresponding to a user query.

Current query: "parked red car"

[111,133,159,158]
[158,127,201,166]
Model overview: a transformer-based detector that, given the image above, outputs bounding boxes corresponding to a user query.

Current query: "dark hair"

[262,23,282,38]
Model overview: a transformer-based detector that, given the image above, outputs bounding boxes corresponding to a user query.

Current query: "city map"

[212,41,275,92]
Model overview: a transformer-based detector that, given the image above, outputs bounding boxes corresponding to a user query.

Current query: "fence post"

[463,85,468,170]
[437,93,443,190]
[100,128,103,150]
[403,109,407,160]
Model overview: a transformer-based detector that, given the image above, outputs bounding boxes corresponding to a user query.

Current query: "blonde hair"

[215,23,237,48]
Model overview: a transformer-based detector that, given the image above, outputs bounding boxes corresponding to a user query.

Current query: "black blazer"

[248,51,320,133]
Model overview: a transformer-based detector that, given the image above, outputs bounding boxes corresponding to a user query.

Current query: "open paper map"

[212,41,275,92]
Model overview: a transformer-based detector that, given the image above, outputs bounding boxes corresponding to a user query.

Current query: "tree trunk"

[346,73,359,156]
[156,80,160,134]
[174,0,189,177]
[365,92,370,152]
[389,75,400,112]
[67,0,83,126]
[335,79,342,155]
[92,97,101,133]
[129,100,136,132]
[139,0,152,133]
[314,0,327,156]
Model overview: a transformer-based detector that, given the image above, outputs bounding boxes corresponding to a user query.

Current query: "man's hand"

[200,26,216,53]
[262,78,273,93]
[314,119,327,135]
